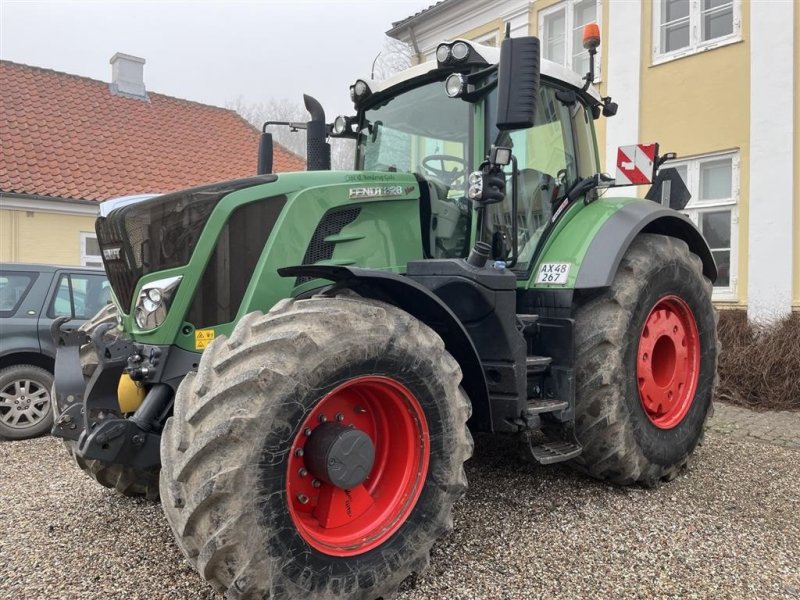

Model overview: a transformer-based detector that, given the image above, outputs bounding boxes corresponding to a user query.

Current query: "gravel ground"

[1,426,798,599]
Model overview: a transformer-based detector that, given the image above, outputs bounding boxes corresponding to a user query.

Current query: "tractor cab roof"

[362,39,602,104]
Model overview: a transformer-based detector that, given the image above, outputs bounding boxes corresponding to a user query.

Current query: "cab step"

[529,440,582,464]
[526,398,569,416]
[517,314,540,334]
[526,355,552,374]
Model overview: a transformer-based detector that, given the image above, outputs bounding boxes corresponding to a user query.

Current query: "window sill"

[651,36,743,68]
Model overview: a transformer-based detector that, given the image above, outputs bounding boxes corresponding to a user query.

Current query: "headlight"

[134,275,182,331]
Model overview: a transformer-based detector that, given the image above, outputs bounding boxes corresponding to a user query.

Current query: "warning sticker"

[194,329,215,350]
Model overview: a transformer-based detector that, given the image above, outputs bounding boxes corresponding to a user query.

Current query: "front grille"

[97,176,276,312]
[295,207,361,285]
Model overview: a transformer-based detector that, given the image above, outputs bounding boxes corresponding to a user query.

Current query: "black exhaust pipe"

[304,94,330,171]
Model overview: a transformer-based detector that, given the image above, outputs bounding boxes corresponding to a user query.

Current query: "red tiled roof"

[0,60,306,202]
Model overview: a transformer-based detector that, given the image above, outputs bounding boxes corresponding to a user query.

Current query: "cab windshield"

[357,81,473,258]
[358,81,470,184]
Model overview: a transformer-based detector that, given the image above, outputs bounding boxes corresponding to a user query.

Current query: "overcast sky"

[0,0,431,118]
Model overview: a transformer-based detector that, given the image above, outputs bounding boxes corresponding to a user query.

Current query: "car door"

[38,271,111,359]
[0,269,47,359]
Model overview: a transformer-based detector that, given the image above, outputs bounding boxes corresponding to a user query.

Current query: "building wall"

[640,1,750,307]
[0,208,97,266]
[528,0,609,166]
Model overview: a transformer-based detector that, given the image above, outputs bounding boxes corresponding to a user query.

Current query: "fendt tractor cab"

[52,26,717,600]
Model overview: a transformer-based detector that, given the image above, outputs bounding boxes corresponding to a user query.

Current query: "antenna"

[504,22,511,39]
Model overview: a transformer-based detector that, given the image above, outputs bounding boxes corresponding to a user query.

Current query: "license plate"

[535,262,571,285]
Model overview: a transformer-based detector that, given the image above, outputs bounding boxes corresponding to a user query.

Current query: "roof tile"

[0,60,306,201]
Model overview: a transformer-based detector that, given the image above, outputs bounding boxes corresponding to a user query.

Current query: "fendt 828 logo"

[349,185,413,199]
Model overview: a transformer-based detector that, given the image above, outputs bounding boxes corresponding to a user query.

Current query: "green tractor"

[52,28,717,600]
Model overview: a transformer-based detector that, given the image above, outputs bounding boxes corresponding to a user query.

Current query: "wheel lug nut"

[318,414,327,423]
[297,494,309,504]
[335,412,344,422]
[312,479,321,488]
[295,448,304,458]
[298,468,308,477]
[304,427,312,436]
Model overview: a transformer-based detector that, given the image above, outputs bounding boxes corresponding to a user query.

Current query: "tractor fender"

[278,265,492,431]
[574,201,718,289]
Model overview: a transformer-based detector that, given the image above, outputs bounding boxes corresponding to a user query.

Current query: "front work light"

[134,275,182,331]
[333,115,348,135]
[445,73,467,98]
[436,44,451,63]
[451,41,469,61]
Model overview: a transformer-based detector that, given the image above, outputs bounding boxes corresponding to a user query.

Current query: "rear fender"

[574,201,717,288]
[278,265,492,432]
[531,199,717,290]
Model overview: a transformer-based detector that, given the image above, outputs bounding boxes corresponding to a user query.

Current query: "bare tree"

[371,37,414,80]
[227,37,412,172]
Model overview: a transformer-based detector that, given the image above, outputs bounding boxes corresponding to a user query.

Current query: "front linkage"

[50,316,178,469]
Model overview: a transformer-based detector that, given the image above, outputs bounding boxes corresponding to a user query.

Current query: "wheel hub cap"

[636,295,700,429]
[304,423,375,489]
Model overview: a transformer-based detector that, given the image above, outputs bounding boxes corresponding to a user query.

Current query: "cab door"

[481,82,598,275]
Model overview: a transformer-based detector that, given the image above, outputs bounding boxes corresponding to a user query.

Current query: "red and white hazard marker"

[615,143,658,185]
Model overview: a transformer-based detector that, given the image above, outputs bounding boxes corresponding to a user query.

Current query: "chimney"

[109,52,147,99]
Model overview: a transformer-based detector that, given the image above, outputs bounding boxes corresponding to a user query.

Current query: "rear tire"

[570,234,717,486]
[160,295,472,599]
[60,304,160,500]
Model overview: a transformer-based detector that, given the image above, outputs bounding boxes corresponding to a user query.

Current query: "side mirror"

[496,36,541,131]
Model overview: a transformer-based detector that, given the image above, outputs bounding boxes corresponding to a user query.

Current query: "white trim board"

[747,1,795,321]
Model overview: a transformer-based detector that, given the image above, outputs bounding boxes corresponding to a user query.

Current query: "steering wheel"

[422,155,467,187]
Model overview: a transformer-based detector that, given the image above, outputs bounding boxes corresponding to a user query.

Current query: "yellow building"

[388,0,798,320]
[0,54,305,267]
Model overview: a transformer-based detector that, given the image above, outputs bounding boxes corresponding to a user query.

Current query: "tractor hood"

[96,170,422,319]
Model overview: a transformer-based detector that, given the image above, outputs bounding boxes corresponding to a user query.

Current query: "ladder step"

[529,441,582,465]
[518,313,540,334]
[526,398,569,415]
[526,355,552,374]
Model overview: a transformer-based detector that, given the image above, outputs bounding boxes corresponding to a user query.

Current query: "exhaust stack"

[304,94,331,171]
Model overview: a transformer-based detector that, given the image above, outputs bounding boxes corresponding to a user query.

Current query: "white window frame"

[664,150,740,301]
[472,30,499,47]
[80,231,102,267]
[538,0,602,82]
[652,0,742,65]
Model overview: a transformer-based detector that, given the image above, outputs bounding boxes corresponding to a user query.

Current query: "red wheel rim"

[636,295,700,429]
[286,376,430,556]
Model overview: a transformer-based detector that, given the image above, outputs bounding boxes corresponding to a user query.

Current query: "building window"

[665,152,739,299]
[538,0,601,80]
[653,0,741,63]
[80,232,102,267]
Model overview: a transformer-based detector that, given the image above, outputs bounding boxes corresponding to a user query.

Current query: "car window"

[49,273,110,319]
[0,272,37,316]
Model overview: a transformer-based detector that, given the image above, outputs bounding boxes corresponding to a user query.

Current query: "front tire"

[570,234,717,486]
[160,295,472,599]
